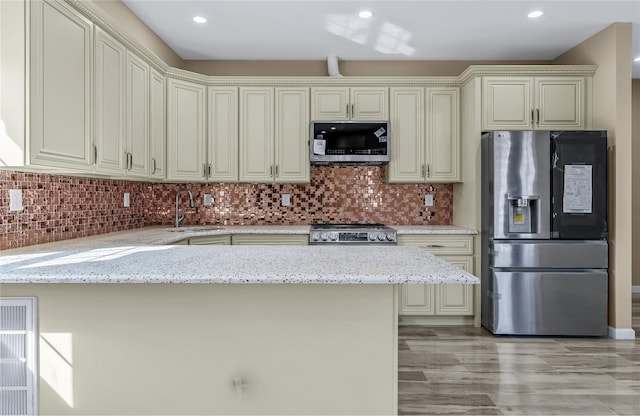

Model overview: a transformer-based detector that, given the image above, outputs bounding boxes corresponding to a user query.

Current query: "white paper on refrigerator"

[563,164,593,213]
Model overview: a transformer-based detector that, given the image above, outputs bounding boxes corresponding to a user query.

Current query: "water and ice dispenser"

[507,195,539,234]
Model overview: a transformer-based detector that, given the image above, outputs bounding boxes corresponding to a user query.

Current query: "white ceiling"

[122,0,640,77]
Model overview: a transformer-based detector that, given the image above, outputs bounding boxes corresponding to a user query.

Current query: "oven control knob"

[386,233,395,241]
[330,232,339,241]
[311,232,320,241]
[368,233,376,241]
[320,232,329,241]
[377,233,385,241]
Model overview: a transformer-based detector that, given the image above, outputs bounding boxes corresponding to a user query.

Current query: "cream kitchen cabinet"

[208,87,239,182]
[30,0,94,171]
[167,78,207,181]
[387,87,460,183]
[94,30,150,178]
[124,51,150,178]
[482,77,586,130]
[231,234,309,245]
[149,68,166,180]
[239,87,309,183]
[311,87,388,120]
[398,234,474,319]
[94,27,125,175]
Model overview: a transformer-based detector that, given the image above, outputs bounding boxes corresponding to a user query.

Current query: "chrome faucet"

[175,187,195,228]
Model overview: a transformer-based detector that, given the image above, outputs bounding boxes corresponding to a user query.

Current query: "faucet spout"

[175,187,195,228]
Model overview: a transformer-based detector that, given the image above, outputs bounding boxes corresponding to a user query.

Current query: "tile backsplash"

[1,166,452,250]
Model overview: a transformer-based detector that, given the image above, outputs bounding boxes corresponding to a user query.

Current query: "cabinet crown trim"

[459,65,598,84]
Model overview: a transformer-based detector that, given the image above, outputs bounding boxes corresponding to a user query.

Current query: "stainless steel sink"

[165,226,225,233]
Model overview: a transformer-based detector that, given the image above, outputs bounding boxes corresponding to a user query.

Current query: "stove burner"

[309,223,397,245]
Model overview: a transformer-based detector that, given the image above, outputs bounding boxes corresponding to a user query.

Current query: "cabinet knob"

[233,377,249,398]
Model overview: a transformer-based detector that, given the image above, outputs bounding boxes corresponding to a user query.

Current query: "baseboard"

[633,285,640,293]
[608,326,636,340]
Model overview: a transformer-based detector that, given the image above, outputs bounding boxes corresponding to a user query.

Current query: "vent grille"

[0,299,37,416]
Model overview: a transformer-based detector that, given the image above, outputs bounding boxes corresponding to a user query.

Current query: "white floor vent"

[0,298,37,416]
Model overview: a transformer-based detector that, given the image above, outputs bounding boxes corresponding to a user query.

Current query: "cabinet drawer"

[231,234,308,245]
[189,235,231,245]
[397,235,473,255]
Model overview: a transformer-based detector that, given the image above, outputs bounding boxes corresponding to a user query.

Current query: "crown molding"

[459,65,598,84]
[66,0,169,74]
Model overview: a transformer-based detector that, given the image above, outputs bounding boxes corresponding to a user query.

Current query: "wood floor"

[398,293,640,415]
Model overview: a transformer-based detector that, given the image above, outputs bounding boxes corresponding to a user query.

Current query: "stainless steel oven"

[309,223,397,245]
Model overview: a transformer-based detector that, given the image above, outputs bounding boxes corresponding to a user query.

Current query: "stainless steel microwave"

[310,121,390,165]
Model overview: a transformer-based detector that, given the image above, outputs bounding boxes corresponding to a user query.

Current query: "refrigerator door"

[489,270,608,336]
[487,131,551,240]
[551,130,607,239]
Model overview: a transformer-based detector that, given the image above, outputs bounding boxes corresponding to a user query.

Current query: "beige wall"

[183,59,548,77]
[633,79,640,287]
[88,0,183,67]
[553,23,634,329]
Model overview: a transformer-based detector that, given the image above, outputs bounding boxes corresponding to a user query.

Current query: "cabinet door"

[425,87,460,182]
[535,78,585,129]
[399,284,435,315]
[351,87,388,120]
[125,51,149,178]
[387,88,424,183]
[30,0,94,170]
[149,68,165,179]
[94,28,125,174]
[275,88,309,183]
[482,77,532,130]
[167,78,206,181]
[208,87,239,182]
[311,87,348,120]
[239,87,274,182]
[434,284,474,315]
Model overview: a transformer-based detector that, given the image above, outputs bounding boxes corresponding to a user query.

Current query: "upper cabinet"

[124,51,150,178]
[30,0,94,170]
[482,76,586,130]
[311,87,388,120]
[239,87,309,183]
[166,78,207,181]
[149,68,166,180]
[208,87,239,182]
[387,86,460,183]
[94,27,125,175]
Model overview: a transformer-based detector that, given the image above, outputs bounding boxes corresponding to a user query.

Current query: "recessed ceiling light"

[193,16,207,24]
[634,57,640,62]
[528,10,543,18]
[358,10,374,19]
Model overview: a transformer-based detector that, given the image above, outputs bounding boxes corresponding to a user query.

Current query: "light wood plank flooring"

[398,293,640,415]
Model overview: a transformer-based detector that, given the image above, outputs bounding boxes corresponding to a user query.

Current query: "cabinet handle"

[208,164,212,176]
[346,104,350,118]
[275,165,279,177]
[270,165,274,176]
[203,163,207,178]
[536,108,540,126]
[531,109,535,126]
[351,104,355,118]
[152,158,156,175]
[427,244,445,248]
[421,164,425,179]
[128,153,133,170]
[125,152,129,170]
[93,145,97,165]
[427,164,431,178]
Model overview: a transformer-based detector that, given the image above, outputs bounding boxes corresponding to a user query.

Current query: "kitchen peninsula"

[0,226,478,415]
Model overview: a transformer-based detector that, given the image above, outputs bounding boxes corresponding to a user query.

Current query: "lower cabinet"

[187,235,231,245]
[231,234,308,245]
[398,234,475,324]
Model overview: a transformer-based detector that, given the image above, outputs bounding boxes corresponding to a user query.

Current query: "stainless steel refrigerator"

[481,130,608,336]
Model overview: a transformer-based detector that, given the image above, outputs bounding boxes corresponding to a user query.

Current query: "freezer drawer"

[488,270,607,336]
[492,240,608,268]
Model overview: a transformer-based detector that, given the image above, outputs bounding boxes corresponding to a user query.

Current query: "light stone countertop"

[0,225,479,285]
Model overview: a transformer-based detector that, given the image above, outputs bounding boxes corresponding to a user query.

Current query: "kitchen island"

[0,227,478,415]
